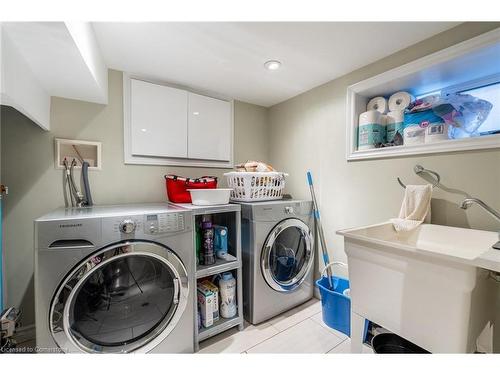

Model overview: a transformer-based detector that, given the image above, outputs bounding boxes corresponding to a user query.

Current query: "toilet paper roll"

[388,91,414,112]
[359,110,382,126]
[386,110,405,143]
[404,125,425,146]
[367,96,388,114]
[386,110,404,125]
[358,110,386,150]
[425,122,449,144]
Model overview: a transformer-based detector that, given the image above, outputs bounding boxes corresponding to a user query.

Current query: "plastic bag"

[407,94,441,113]
[413,93,493,139]
[433,93,492,138]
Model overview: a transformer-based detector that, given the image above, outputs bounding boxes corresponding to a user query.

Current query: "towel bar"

[397,164,441,189]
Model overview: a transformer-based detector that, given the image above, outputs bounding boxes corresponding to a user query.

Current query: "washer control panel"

[103,211,188,243]
[107,212,186,237]
[144,213,185,234]
[111,217,142,234]
[119,219,136,234]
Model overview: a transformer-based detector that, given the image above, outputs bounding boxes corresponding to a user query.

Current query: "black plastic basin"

[371,333,430,354]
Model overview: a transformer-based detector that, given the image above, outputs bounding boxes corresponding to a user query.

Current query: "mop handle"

[307,172,333,288]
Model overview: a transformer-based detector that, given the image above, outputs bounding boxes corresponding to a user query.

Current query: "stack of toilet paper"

[358,110,386,150]
[387,92,413,143]
[358,91,414,150]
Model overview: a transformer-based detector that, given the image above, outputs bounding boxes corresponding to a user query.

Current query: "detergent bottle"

[219,272,237,318]
[213,225,228,260]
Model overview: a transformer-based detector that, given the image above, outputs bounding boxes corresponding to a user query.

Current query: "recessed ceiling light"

[264,60,281,71]
[193,111,200,116]
[141,128,147,132]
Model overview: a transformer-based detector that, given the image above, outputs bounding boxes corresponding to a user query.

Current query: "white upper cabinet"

[123,74,234,168]
[188,92,232,161]
[130,79,188,158]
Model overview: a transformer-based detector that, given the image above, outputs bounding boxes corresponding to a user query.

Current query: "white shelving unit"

[346,28,500,161]
[172,203,244,351]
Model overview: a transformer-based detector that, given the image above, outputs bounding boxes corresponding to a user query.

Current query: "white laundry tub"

[337,222,500,353]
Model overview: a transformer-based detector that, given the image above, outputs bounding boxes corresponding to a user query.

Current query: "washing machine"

[35,204,194,353]
[240,200,315,324]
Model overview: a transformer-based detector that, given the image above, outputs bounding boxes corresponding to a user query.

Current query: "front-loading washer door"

[261,218,314,292]
[50,241,189,353]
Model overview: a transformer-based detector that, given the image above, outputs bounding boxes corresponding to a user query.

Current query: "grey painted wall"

[268,22,500,351]
[1,69,269,326]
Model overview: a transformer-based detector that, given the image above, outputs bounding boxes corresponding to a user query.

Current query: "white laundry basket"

[224,171,288,202]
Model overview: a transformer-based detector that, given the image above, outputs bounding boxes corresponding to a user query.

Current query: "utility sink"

[338,222,500,271]
[337,222,500,353]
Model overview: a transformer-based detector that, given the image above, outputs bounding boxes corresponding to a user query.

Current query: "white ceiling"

[3,22,108,104]
[1,22,109,130]
[92,22,460,107]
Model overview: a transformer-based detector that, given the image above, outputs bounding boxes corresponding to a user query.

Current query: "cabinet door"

[130,79,188,158]
[187,93,232,161]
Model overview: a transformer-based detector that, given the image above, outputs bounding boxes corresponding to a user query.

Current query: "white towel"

[391,184,432,232]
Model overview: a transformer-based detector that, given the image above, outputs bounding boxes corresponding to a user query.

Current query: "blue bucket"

[315,276,351,337]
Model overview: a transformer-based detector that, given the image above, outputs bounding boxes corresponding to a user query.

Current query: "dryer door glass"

[261,218,313,292]
[50,242,189,353]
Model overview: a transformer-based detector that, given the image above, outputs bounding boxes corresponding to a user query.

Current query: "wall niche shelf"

[346,28,500,161]
[55,138,102,170]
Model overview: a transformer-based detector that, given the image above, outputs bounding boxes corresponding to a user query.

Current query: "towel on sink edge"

[391,184,432,232]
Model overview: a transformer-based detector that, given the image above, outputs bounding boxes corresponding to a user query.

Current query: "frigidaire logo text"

[59,223,83,228]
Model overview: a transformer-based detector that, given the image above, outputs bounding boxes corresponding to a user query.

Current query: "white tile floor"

[198,298,374,354]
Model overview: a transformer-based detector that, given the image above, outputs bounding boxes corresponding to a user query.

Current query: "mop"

[307,171,333,289]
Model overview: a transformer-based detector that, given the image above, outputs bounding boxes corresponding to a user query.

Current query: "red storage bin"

[165,175,218,203]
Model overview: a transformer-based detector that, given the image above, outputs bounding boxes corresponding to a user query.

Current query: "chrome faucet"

[459,197,500,250]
